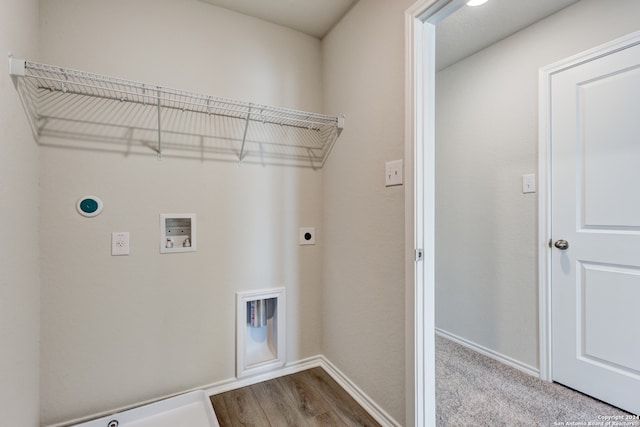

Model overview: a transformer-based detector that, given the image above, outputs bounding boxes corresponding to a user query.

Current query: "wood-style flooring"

[210,367,381,427]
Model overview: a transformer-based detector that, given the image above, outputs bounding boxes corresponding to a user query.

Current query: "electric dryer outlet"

[299,227,315,245]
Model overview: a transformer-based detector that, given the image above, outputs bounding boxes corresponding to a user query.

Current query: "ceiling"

[199,0,358,39]
[199,0,580,67]
[436,0,580,70]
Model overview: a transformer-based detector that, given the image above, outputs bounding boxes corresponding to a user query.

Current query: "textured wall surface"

[322,0,414,423]
[435,0,640,370]
[0,0,40,425]
[14,1,636,425]
[38,0,325,424]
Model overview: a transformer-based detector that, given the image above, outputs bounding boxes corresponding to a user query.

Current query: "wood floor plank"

[210,394,233,426]
[210,368,379,427]
[308,410,345,427]
[219,386,270,427]
[301,367,381,426]
[251,377,313,427]
[276,371,341,422]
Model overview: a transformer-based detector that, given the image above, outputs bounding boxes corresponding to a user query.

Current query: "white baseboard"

[204,354,324,395]
[48,355,401,427]
[435,328,539,378]
[206,355,402,427]
[317,356,402,427]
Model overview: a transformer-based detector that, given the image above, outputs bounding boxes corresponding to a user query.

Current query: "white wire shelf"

[8,56,344,167]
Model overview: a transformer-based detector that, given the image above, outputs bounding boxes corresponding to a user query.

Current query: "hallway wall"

[435,0,640,369]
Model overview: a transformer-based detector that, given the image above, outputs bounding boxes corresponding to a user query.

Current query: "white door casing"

[405,1,469,425]
[540,31,640,415]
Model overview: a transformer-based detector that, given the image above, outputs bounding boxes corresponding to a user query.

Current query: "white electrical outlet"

[112,232,130,256]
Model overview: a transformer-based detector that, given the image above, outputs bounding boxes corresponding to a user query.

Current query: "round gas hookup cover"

[76,196,103,217]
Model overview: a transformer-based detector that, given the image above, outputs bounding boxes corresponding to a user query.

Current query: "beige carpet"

[435,335,638,426]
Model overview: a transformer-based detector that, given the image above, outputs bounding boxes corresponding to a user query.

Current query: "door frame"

[408,0,640,420]
[405,1,467,425]
[537,30,640,383]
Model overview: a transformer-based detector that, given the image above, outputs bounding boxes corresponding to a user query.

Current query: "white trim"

[205,354,323,396]
[537,60,553,383]
[320,356,402,427]
[47,356,403,427]
[206,355,402,426]
[405,3,432,426]
[436,328,539,378]
[537,29,640,384]
[405,1,468,426]
[403,5,417,421]
[46,356,323,427]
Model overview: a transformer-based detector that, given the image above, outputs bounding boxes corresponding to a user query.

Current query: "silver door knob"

[554,240,569,250]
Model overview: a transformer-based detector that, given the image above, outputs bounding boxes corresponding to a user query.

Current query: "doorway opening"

[406,0,594,424]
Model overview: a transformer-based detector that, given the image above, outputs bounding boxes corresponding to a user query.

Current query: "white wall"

[322,0,414,423]
[435,0,640,369]
[38,0,325,424]
[0,0,40,426]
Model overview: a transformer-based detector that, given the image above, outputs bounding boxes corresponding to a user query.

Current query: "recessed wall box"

[160,214,196,254]
[236,288,286,378]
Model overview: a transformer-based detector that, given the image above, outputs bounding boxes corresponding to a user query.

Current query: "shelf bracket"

[8,54,26,76]
[156,87,162,160]
[337,115,345,136]
[239,105,252,163]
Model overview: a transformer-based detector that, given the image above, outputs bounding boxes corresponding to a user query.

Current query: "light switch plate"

[385,160,403,187]
[522,174,536,194]
[112,232,130,256]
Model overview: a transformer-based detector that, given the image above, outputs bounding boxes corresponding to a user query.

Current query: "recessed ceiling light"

[467,0,489,6]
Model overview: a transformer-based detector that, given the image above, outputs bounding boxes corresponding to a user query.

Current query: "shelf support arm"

[337,115,345,136]
[156,87,162,160]
[239,105,252,163]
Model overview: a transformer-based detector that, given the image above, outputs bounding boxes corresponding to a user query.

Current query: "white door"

[551,35,640,415]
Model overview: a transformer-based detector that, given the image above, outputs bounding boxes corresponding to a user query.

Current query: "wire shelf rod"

[10,56,344,167]
[28,79,337,127]
[34,94,329,136]
[24,62,339,124]
[31,82,336,131]
[36,115,328,153]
